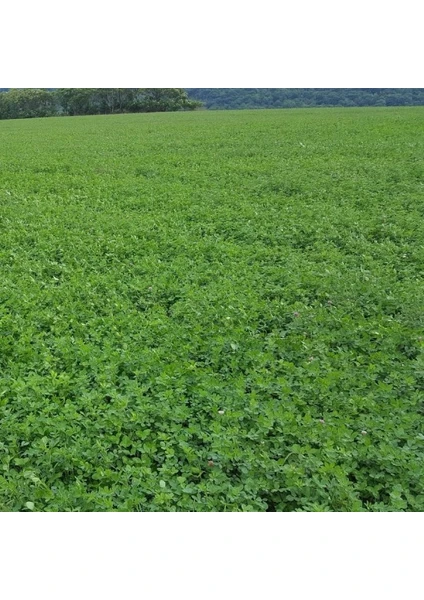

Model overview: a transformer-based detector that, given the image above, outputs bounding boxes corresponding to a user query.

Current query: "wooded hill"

[186,88,424,109]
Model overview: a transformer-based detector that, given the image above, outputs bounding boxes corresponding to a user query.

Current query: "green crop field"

[1,107,423,511]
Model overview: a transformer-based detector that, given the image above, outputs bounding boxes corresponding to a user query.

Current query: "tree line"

[186,88,424,109]
[0,88,202,120]
[2,88,424,120]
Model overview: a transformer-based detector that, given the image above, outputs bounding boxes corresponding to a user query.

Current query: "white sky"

[2,0,422,87]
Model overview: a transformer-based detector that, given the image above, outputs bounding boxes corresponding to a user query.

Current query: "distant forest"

[186,88,424,109]
[1,88,424,120]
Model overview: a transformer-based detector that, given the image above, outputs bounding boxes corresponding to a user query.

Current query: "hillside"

[187,88,424,109]
[2,89,424,116]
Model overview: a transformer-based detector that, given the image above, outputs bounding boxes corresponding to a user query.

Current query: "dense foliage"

[2,89,424,119]
[187,88,424,110]
[0,108,423,511]
[0,88,201,120]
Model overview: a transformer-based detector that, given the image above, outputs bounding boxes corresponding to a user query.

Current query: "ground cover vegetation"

[0,107,423,511]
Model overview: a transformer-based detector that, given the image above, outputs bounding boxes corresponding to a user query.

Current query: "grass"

[0,107,423,511]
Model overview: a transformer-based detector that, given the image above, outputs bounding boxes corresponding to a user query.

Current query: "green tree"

[0,88,55,119]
